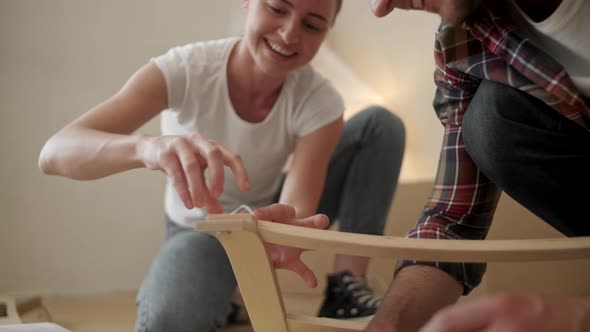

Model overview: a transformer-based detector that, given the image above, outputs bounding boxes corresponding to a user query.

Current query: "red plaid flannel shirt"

[396,4,590,294]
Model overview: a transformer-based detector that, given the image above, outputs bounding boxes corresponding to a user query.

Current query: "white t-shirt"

[151,37,345,227]
[509,0,590,97]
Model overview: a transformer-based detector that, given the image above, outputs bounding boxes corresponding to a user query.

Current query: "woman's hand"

[254,204,330,288]
[138,133,250,213]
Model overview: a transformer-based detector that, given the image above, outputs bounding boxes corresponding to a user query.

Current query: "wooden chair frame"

[0,297,21,325]
[196,213,590,332]
[0,296,52,326]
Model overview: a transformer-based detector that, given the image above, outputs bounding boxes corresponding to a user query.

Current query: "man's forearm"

[366,265,463,332]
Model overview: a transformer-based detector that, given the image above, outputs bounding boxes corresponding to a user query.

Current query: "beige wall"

[328,3,444,182]
[0,0,241,295]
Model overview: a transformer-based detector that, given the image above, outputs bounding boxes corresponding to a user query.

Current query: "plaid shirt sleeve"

[395,25,502,295]
[396,4,589,295]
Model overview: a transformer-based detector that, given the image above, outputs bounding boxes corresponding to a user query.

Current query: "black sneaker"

[317,270,382,319]
[226,289,250,325]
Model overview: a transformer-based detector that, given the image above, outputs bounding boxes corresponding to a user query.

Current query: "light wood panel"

[197,213,590,332]
[203,214,590,262]
[202,214,289,332]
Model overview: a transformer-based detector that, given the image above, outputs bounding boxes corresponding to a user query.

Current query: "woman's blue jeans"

[135,106,406,331]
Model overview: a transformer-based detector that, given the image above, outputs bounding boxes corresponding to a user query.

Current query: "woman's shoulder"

[158,37,239,67]
[288,64,341,100]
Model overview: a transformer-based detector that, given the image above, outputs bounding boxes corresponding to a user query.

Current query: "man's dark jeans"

[463,80,590,236]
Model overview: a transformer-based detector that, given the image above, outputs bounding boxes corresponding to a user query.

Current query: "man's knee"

[462,81,523,173]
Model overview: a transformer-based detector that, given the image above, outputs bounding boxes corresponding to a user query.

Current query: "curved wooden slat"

[198,214,590,332]
[198,215,367,332]
[201,214,590,263]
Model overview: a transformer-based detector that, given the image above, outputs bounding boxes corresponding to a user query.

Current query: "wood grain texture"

[200,214,289,332]
[200,214,590,262]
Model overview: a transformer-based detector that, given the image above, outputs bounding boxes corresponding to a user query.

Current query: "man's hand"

[369,0,397,17]
[368,0,483,26]
[254,204,329,288]
[419,293,590,332]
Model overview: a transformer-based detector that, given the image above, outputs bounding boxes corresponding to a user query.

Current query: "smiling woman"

[237,0,340,77]
[37,0,406,330]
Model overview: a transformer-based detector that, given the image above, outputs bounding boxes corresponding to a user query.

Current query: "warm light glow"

[311,45,435,183]
[311,45,386,119]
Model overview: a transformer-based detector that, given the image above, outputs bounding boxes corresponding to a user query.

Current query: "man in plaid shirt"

[364,0,590,331]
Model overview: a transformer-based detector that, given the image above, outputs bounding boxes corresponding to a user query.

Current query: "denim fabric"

[135,106,406,331]
[135,217,237,332]
[463,80,590,236]
[318,106,405,235]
